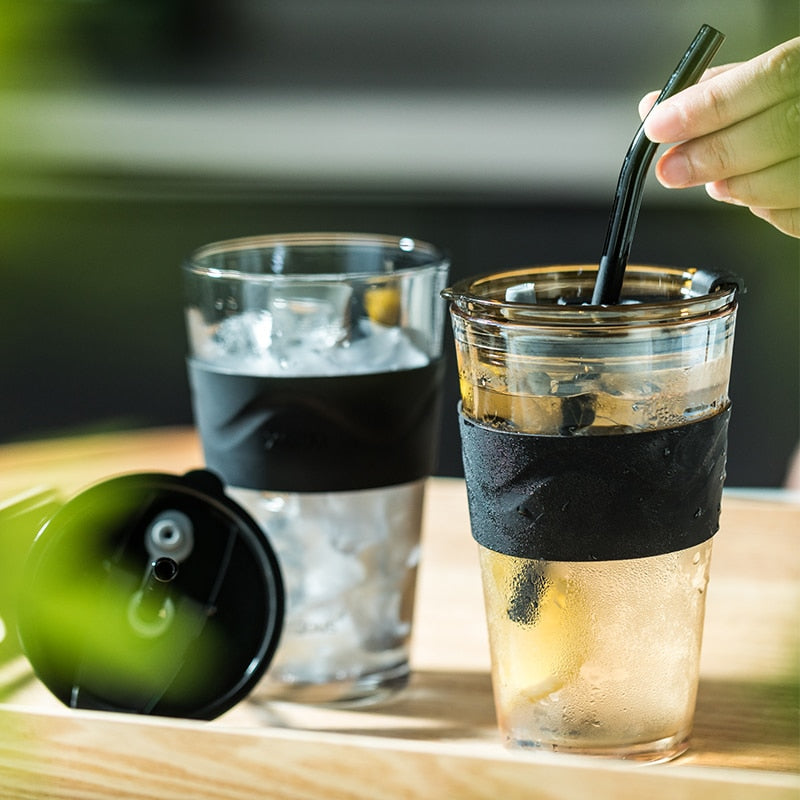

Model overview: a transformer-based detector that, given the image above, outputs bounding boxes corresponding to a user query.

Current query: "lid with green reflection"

[18,470,284,720]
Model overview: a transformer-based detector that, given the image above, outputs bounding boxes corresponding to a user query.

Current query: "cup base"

[250,660,411,708]
[504,729,691,764]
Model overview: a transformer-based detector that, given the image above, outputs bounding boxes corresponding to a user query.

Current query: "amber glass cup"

[444,264,739,761]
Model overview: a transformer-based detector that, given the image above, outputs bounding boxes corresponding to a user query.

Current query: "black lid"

[17,470,284,720]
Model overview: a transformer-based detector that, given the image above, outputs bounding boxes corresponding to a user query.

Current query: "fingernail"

[657,152,692,187]
[706,181,746,206]
[705,181,727,200]
[644,103,685,142]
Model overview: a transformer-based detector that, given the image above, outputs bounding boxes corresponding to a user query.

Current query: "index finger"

[638,63,740,119]
[643,36,800,143]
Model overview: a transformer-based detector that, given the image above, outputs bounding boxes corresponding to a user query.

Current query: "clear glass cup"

[444,264,739,761]
[183,233,449,705]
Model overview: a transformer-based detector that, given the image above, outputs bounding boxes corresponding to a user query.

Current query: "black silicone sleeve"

[189,360,444,492]
[459,407,729,561]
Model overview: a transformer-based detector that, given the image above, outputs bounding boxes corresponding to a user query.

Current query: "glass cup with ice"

[444,263,740,761]
[183,233,449,705]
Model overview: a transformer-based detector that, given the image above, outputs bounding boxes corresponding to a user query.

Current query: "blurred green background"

[0,0,797,486]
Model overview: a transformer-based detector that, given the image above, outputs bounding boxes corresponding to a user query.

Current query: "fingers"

[642,36,800,142]
[705,157,800,209]
[635,36,800,238]
[637,91,660,121]
[706,159,800,238]
[653,96,800,187]
[637,63,740,121]
[748,206,800,238]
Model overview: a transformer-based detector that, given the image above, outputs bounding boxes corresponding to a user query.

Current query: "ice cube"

[212,310,273,359]
[330,323,428,375]
[269,281,352,352]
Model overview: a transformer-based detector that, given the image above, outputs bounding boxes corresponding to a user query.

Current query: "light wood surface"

[0,427,797,799]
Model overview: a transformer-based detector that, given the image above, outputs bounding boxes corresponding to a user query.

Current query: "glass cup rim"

[443,263,739,326]
[183,232,449,282]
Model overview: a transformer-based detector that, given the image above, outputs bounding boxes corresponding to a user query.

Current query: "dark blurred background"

[0,0,797,486]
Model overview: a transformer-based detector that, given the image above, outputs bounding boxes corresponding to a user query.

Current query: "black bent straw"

[591,24,725,306]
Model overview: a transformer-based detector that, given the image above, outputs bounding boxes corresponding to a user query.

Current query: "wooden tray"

[0,429,797,799]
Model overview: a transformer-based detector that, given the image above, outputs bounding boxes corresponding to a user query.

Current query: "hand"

[639,36,800,238]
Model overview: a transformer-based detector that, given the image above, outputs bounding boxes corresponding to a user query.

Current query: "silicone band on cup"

[189,360,444,492]
[459,406,729,561]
